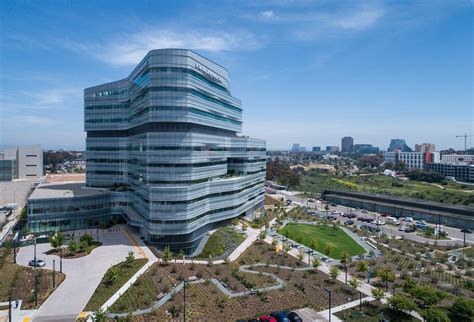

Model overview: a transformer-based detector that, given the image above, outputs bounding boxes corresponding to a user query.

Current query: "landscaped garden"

[46,232,102,259]
[107,240,361,320]
[198,225,245,260]
[0,245,65,309]
[84,252,148,311]
[278,223,366,259]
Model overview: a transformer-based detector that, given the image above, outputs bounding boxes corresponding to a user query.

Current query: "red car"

[381,212,390,217]
[259,316,277,322]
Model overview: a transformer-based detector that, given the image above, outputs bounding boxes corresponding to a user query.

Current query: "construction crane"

[456,133,473,151]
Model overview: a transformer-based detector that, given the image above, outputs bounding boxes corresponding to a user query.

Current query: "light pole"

[53,260,56,288]
[367,266,371,284]
[60,248,63,274]
[324,288,332,322]
[183,279,186,322]
[359,291,362,312]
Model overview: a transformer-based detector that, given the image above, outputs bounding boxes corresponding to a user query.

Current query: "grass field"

[299,172,474,207]
[279,223,365,259]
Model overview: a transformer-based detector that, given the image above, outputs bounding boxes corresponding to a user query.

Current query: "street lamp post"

[324,288,332,322]
[53,260,56,288]
[183,279,186,322]
[344,265,348,284]
[60,248,63,274]
[359,291,362,312]
[367,266,371,284]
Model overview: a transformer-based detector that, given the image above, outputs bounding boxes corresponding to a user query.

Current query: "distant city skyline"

[1,1,472,151]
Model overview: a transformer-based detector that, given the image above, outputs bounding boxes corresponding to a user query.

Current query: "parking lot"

[280,192,474,246]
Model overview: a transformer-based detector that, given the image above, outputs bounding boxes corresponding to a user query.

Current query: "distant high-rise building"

[326,146,339,153]
[341,136,354,153]
[388,139,411,152]
[312,146,321,152]
[0,144,43,181]
[291,144,306,152]
[415,143,436,153]
[292,144,300,152]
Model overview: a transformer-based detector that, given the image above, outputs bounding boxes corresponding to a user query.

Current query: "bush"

[451,297,474,320]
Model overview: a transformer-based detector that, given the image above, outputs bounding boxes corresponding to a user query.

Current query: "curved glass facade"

[83,49,266,254]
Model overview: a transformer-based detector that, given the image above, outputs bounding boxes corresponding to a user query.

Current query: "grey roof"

[29,182,108,200]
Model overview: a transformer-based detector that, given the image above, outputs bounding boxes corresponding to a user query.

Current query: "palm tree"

[340,251,352,284]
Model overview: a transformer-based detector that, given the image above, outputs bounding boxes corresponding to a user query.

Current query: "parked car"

[381,212,390,217]
[373,227,382,232]
[308,198,315,203]
[270,312,290,322]
[348,214,357,219]
[259,316,277,322]
[361,210,368,214]
[327,215,337,220]
[332,211,343,215]
[287,312,303,322]
[460,228,472,234]
[28,259,45,267]
[399,226,407,231]
[357,216,365,221]
[404,226,417,233]
[374,220,385,226]
[330,203,337,207]
[345,220,354,225]
[402,217,414,222]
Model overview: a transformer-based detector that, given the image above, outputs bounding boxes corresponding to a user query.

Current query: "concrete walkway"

[15,226,155,321]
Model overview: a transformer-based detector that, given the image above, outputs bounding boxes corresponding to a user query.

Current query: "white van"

[386,217,400,225]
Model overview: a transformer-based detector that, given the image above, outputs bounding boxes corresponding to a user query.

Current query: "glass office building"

[29,49,266,254]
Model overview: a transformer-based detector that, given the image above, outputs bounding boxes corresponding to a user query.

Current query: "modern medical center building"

[28,49,266,254]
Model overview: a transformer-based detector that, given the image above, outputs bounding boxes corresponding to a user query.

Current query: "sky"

[0,0,472,151]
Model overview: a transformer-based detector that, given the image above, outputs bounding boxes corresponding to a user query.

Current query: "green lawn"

[198,226,245,259]
[299,172,474,207]
[279,223,365,259]
[84,258,148,311]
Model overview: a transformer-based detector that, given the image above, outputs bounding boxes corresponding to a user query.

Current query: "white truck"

[386,217,400,225]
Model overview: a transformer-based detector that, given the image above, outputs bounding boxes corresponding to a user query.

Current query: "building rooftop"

[29,182,108,200]
[44,173,86,183]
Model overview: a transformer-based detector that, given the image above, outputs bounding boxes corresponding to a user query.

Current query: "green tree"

[49,232,65,252]
[410,285,447,306]
[68,239,78,255]
[451,297,474,320]
[372,287,385,302]
[388,294,416,315]
[324,204,330,214]
[356,260,368,272]
[162,246,173,265]
[324,245,334,257]
[92,308,106,322]
[348,277,361,290]
[310,239,318,252]
[329,265,340,280]
[80,233,93,247]
[312,257,321,269]
[377,267,395,283]
[421,307,450,322]
[283,242,292,253]
[125,250,135,267]
[104,266,118,285]
[297,249,304,262]
[340,251,352,267]
[259,230,267,240]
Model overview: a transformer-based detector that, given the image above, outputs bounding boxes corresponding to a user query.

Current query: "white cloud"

[17,88,82,109]
[260,10,278,21]
[69,29,262,66]
[332,5,385,30]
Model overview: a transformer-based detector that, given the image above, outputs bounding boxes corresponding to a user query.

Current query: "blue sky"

[1,0,472,151]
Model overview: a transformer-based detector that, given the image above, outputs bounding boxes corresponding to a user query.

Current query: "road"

[16,227,154,322]
[278,191,474,246]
